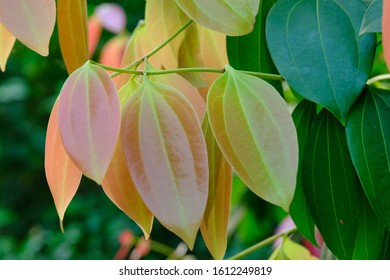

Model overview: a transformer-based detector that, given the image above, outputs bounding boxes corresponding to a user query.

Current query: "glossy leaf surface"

[57,0,89,74]
[289,100,317,246]
[266,0,376,124]
[383,0,390,70]
[200,113,232,260]
[121,78,208,248]
[58,61,120,185]
[302,110,360,259]
[0,22,15,72]
[45,101,82,223]
[207,66,298,211]
[346,87,390,227]
[175,0,260,36]
[359,0,382,35]
[0,0,56,56]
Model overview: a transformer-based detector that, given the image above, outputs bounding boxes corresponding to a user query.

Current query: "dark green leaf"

[359,0,382,35]
[379,229,390,259]
[353,188,385,259]
[302,109,360,259]
[346,86,390,227]
[290,99,317,246]
[227,0,282,93]
[266,0,376,124]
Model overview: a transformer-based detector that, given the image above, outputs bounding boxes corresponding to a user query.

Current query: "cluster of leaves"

[1,0,390,260]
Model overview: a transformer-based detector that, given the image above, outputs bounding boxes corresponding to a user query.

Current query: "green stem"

[227,227,298,260]
[111,19,194,78]
[367,74,390,85]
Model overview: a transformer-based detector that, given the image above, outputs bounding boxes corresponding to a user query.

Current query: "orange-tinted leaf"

[121,78,208,248]
[57,0,89,74]
[0,22,15,72]
[88,15,102,58]
[207,66,298,211]
[99,34,129,74]
[200,113,232,260]
[45,101,82,224]
[58,61,120,185]
[0,0,55,56]
[383,0,390,70]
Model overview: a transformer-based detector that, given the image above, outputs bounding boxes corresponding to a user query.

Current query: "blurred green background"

[0,0,288,260]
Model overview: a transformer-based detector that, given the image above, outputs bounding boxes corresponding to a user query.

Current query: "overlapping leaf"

[266,0,376,124]
[0,22,15,72]
[121,78,208,248]
[200,113,232,260]
[175,0,260,36]
[99,34,129,73]
[346,87,390,228]
[383,0,390,70]
[289,100,317,246]
[57,0,89,74]
[58,61,120,185]
[302,109,360,259]
[0,0,56,56]
[87,15,102,58]
[359,0,382,35]
[45,101,82,225]
[207,66,298,212]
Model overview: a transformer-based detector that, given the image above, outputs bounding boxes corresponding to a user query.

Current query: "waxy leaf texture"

[58,62,120,185]
[0,0,56,56]
[207,66,298,212]
[121,78,208,249]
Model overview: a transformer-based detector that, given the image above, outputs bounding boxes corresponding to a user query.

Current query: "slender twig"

[227,227,298,260]
[367,74,390,85]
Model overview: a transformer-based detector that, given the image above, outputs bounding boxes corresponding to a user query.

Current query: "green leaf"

[227,0,282,93]
[379,229,390,259]
[175,0,260,36]
[359,0,382,35]
[302,109,360,259]
[269,237,318,260]
[207,65,298,212]
[353,189,385,260]
[266,0,376,124]
[346,87,390,228]
[289,100,317,246]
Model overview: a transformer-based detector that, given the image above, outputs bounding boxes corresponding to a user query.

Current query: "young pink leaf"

[99,34,129,73]
[121,78,208,249]
[0,22,15,72]
[88,15,102,58]
[45,101,82,224]
[0,0,56,56]
[58,61,120,185]
[383,0,390,70]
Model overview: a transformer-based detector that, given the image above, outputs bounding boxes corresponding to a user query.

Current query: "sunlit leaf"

[346,87,390,228]
[200,113,232,260]
[207,65,298,211]
[383,0,390,70]
[58,61,120,185]
[121,78,208,248]
[266,0,376,124]
[269,237,318,260]
[0,22,15,72]
[359,0,382,35]
[45,101,82,225]
[0,0,56,56]
[57,0,88,74]
[95,3,126,34]
[88,15,102,58]
[289,100,317,246]
[175,0,260,36]
[302,109,360,259]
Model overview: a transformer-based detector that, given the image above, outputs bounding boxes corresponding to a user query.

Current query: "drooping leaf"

[95,3,127,34]
[227,0,282,93]
[346,87,390,227]
[383,0,390,70]
[121,78,208,248]
[289,99,317,246]
[207,65,298,211]
[175,0,260,36]
[58,61,120,185]
[200,113,232,260]
[359,0,382,35]
[0,0,56,56]
[302,109,360,259]
[88,15,102,58]
[45,101,82,225]
[269,237,318,260]
[0,22,15,72]
[266,0,376,124]
[57,0,88,74]
[353,189,385,260]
